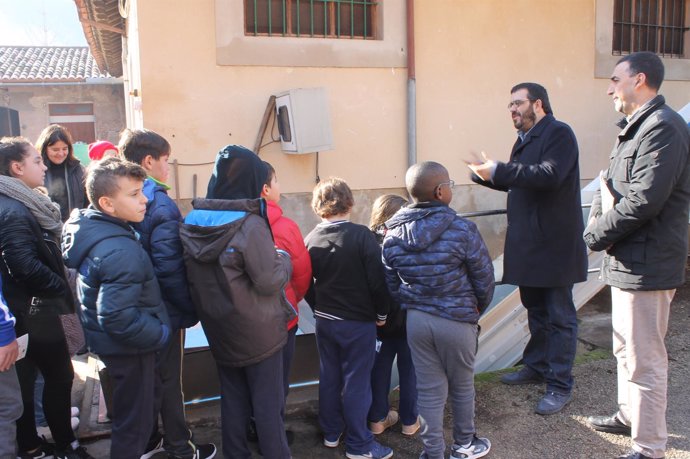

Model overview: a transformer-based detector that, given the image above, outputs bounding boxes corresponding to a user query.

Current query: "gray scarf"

[0,175,63,238]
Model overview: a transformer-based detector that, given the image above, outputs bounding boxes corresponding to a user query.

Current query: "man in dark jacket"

[584,52,690,459]
[469,83,587,415]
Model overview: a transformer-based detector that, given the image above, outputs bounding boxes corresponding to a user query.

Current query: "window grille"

[613,0,689,58]
[245,0,379,39]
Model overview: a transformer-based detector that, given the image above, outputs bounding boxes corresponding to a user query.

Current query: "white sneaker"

[449,436,491,459]
[71,407,80,417]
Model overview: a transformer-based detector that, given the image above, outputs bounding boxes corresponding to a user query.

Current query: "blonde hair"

[311,177,354,218]
[369,194,408,232]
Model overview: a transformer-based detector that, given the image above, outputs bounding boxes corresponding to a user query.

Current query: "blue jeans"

[369,335,418,426]
[315,318,376,454]
[519,285,577,394]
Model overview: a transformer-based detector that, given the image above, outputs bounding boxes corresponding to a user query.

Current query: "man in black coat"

[469,82,587,415]
[584,52,690,459]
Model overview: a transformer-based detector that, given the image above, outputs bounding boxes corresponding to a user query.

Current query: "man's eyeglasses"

[507,99,531,110]
[435,180,455,193]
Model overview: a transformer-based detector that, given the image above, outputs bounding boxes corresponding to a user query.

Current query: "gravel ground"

[82,278,690,459]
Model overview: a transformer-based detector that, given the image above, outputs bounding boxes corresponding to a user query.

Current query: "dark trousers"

[369,335,418,426]
[151,329,194,457]
[281,326,297,417]
[519,285,578,394]
[315,318,376,454]
[16,329,75,452]
[100,352,157,459]
[217,350,290,459]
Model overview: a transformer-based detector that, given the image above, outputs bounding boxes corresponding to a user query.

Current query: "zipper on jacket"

[64,165,73,214]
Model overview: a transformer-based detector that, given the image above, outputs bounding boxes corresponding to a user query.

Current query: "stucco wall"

[127,0,689,233]
[2,83,126,144]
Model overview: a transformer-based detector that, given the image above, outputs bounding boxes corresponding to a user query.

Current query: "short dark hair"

[86,157,148,211]
[511,82,553,115]
[0,137,33,176]
[405,161,449,202]
[312,177,354,218]
[616,52,665,91]
[263,161,276,187]
[118,128,170,165]
[35,124,75,164]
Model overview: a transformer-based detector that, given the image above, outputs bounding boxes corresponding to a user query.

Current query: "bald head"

[406,161,450,202]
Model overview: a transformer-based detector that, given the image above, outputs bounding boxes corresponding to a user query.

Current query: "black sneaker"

[18,436,55,459]
[54,445,94,459]
[168,444,218,459]
[141,436,165,459]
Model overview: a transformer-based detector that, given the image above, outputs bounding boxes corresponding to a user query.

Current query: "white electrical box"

[275,88,334,154]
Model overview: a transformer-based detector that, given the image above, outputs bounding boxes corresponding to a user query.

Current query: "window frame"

[595,0,690,80]
[216,0,405,68]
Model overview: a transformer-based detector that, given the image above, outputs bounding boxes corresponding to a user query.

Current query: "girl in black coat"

[0,137,92,458]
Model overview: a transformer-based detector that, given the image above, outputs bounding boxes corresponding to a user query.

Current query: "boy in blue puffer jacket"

[62,157,171,459]
[119,129,215,459]
[382,161,495,459]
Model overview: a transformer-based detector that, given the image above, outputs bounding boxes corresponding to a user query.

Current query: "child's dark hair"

[0,136,33,176]
[86,157,148,211]
[370,194,408,232]
[312,177,354,218]
[118,128,170,165]
[35,124,75,164]
[263,161,276,187]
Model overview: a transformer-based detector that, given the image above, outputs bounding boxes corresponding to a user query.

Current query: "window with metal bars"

[244,0,379,39]
[612,0,689,58]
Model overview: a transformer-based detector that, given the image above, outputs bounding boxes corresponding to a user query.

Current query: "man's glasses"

[435,180,455,193]
[507,99,531,110]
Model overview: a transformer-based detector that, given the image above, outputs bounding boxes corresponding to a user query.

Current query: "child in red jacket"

[260,161,312,438]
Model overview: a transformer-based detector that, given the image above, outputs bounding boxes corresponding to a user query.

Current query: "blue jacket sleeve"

[148,195,197,329]
[0,279,16,347]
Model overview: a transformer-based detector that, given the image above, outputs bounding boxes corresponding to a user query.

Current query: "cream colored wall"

[129,0,690,204]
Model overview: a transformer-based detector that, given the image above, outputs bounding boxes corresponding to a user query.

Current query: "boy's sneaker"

[169,443,218,459]
[323,432,342,448]
[140,436,165,459]
[369,410,399,435]
[54,445,94,459]
[449,436,491,459]
[401,416,421,436]
[345,441,393,459]
[18,436,55,459]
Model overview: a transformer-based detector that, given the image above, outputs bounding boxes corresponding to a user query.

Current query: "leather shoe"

[500,366,545,385]
[617,451,661,459]
[534,391,572,415]
[588,413,631,436]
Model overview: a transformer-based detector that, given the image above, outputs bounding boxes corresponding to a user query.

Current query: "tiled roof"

[74,0,124,78]
[0,46,109,83]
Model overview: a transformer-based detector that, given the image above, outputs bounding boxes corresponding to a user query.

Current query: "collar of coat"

[615,94,665,132]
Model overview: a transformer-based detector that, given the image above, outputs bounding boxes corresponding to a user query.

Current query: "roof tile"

[0,46,110,82]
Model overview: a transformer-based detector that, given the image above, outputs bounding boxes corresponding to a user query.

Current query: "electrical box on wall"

[275,88,334,154]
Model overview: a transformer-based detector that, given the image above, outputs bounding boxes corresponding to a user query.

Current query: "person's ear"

[142,154,154,170]
[261,183,270,197]
[533,98,543,112]
[635,73,646,88]
[98,196,115,214]
[9,161,23,178]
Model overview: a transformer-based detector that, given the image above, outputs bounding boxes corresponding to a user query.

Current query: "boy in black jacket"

[62,158,170,459]
[304,177,393,459]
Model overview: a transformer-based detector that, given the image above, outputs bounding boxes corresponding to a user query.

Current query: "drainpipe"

[406,0,416,168]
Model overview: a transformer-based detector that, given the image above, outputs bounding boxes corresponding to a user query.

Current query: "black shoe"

[500,367,545,385]
[617,451,660,459]
[141,435,165,459]
[588,413,632,436]
[18,436,55,459]
[55,445,94,459]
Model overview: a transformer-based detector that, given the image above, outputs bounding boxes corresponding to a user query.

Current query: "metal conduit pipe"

[406,0,416,168]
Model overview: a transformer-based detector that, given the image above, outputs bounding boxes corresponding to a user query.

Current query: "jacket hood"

[62,207,138,269]
[206,145,267,200]
[385,203,456,251]
[180,198,266,263]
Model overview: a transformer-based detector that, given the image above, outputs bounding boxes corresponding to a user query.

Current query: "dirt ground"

[80,279,690,459]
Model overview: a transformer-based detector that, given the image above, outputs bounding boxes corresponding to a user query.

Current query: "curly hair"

[311,177,354,218]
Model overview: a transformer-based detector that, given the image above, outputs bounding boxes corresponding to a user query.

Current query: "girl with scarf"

[0,137,93,458]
